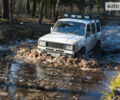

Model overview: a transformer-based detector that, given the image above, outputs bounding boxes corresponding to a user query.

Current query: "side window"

[97,22,100,32]
[92,23,95,34]
[86,24,90,37]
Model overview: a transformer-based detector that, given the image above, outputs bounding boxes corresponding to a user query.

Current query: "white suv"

[37,14,103,57]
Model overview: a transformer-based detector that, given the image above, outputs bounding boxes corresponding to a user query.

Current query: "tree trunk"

[70,0,73,13]
[44,1,47,19]
[32,0,36,17]
[55,0,60,21]
[26,0,30,15]
[18,0,22,14]
[39,0,44,23]
[9,0,14,24]
[49,0,52,19]
[3,0,9,19]
[78,0,85,14]
[52,1,56,21]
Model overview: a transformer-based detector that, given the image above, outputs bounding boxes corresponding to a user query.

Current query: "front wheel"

[74,47,86,58]
[80,47,86,55]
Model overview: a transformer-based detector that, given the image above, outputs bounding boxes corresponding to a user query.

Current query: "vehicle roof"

[58,18,99,24]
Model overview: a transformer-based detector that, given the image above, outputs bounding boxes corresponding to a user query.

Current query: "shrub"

[103,73,120,100]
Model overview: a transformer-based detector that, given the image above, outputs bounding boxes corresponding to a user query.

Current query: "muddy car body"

[37,14,102,57]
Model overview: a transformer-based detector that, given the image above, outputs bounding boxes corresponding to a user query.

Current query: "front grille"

[47,42,65,49]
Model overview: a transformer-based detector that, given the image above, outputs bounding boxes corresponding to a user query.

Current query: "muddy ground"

[0,18,52,44]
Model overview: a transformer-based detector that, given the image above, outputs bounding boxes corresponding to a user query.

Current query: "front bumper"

[37,46,75,57]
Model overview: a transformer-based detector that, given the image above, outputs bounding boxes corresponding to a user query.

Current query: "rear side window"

[92,23,95,34]
[97,22,100,32]
[86,24,90,37]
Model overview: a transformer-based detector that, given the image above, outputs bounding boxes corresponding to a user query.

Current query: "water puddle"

[0,59,119,100]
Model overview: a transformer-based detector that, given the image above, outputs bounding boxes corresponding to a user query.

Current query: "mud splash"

[12,45,102,71]
[12,43,120,71]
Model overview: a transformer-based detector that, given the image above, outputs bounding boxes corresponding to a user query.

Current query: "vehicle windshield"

[53,21,85,36]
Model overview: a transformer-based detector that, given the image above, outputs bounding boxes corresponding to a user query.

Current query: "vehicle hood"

[39,32,85,45]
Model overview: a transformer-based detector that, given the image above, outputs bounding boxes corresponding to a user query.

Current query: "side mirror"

[50,27,54,32]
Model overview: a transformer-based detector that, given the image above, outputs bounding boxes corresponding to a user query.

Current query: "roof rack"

[63,13,100,20]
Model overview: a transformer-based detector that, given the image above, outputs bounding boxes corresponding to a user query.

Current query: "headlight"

[39,41,46,46]
[65,45,73,50]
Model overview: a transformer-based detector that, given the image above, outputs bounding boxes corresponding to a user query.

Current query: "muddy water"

[0,58,119,100]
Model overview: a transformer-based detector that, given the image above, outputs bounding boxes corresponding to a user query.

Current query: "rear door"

[96,21,102,40]
[91,23,97,47]
[86,23,96,53]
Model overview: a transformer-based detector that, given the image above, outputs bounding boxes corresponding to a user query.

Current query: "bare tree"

[3,0,9,19]
[55,0,60,21]
[18,0,22,14]
[39,0,44,23]
[49,0,52,19]
[32,0,36,17]
[9,0,14,24]
[26,0,30,15]
[44,1,47,19]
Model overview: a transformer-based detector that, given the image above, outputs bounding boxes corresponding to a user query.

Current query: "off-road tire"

[80,47,86,55]
[97,40,101,47]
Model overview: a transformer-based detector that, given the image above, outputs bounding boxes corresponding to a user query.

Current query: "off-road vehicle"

[37,14,103,57]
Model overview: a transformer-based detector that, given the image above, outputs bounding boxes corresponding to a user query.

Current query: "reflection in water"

[0,59,119,100]
[36,66,46,81]
[4,63,20,100]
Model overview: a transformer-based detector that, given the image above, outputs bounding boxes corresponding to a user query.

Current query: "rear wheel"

[96,40,101,49]
[95,40,101,51]
[80,47,86,55]
[94,40,104,55]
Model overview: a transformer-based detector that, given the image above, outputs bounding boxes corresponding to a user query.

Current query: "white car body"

[37,17,103,57]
